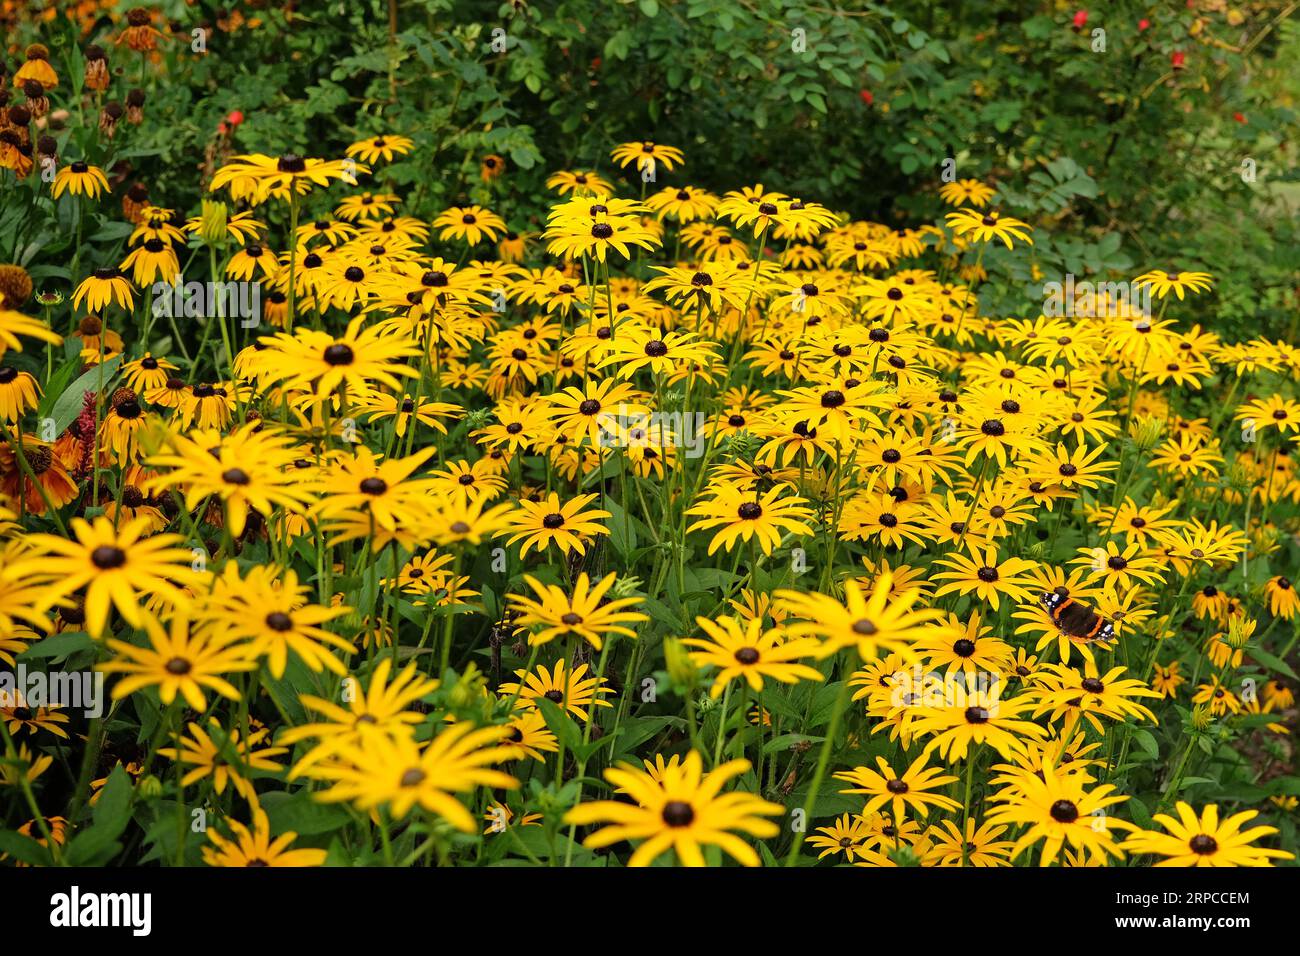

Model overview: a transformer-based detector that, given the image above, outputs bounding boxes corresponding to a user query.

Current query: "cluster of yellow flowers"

[0,121,1296,871]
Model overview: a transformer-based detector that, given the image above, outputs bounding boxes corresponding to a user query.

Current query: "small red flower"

[226,109,244,126]
[1171,50,1186,69]
[1233,112,1246,123]
[1072,10,1088,29]
[859,89,874,105]
[1138,18,1150,31]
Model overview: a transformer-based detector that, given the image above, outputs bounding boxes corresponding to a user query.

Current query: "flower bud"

[198,199,229,247]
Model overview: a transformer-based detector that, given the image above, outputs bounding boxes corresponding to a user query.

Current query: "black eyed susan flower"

[1123,803,1294,867]
[1,694,71,738]
[434,205,506,246]
[159,718,287,802]
[1132,268,1213,299]
[23,517,194,637]
[202,807,327,867]
[499,491,610,558]
[544,212,660,263]
[610,140,685,175]
[565,750,782,867]
[778,572,944,661]
[1024,441,1117,493]
[72,268,135,313]
[644,184,719,222]
[312,446,438,534]
[944,208,1033,248]
[1192,677,1242,716]
[1147,432,1223,478]
[119,237,180,285]
[932,544,1038,611]
[1235,394,1300,435]
[200,563,353,678]
[51,161,109,200]
[146,423,316,537]
[260,317,418,397]
[546,378,646,447]
[717,184,789,237]
[597,325,718,378]
[0,440,78,516]
[835,754,961,821]
[545,169,615,195]
[492,710,557,764]
[498,658,612,722]
[686,484,814,556]
[987,764,1130,866]
[643,262,758,316]
[99,387,151,464]
[345,134,414,165]
[0,365,40,422]
[507,572,647,650]
[1265,575,1300,619]
[910,681,1048,761]
[98,612,255,710]
[938,178,997,207]
[280,658,438,775]
[1069,540,1164,591]
[121,353,178,394]
[1151,662,1186,699]
[924,819,1015,867]
[806,812,873,861]
[211,153,367,205]
[1031,662,1160,732]
[682,614,823,697]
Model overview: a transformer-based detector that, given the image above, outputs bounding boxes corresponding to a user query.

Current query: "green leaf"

[260,790,352,836]
[18,630,93,661]
[1249,646,1298,680]
[88,221,134,242]
[0,829,53,866]
[535,696,583,752]
[1131,728,1160,761]
[49,354,123,435]
[64,765,134,865]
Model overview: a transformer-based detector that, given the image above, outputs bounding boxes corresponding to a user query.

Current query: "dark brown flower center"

[662,800,694,827]
[1189,834,1218,855]
[1049,800,1079,823]
[323,343,354,365]
[91,545,127,569]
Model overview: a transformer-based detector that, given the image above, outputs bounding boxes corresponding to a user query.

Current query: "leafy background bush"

[7,0,1299,332]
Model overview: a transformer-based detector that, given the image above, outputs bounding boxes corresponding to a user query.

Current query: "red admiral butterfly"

[1040,590,1115,645]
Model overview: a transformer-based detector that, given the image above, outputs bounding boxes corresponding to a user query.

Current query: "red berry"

[1072,10,1088,29]
[1138,18,1150,30]
[859,89,874,105]
[1171,50,1186,68]
[1233,112,1246,123]
[226,109,244,126]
